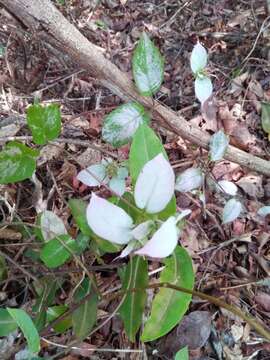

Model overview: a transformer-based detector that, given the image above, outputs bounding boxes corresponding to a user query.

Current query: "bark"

[1,0,270,175]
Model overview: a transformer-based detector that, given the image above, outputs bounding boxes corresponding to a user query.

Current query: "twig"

[0,248,38,282]
[241,16,270,65]
[0,135,118,160]
[111,282,270,342]
[2,0,270,175]
[41,338,143,354]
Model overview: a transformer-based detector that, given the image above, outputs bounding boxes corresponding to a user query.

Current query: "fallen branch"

[1,0,270,175]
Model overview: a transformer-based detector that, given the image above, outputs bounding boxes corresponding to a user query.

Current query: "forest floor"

[1,0,270,359]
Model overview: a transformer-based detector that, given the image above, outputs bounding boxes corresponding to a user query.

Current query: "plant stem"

[108,282,270,342]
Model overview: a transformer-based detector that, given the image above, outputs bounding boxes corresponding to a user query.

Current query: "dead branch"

[1,0,270,175]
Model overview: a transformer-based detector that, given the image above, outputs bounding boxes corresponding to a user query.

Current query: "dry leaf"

[236,174,264,198]
[158,311,212,356]
[255,292,270,312]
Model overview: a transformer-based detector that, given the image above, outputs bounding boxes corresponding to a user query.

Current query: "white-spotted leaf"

[175,167,203,193]
[86,194,133,244]
[195,77,213,104]
[222,198,242,224]
[77,164,107,187]
[132,32,164,96]
[217,180,237,196]
[102,102,149,147]
[209,130,229,161]
[40,210,67,242]
[134,153,175,214]
[258,206,270,217]
[190,43,208,74]
[135,217,178,258]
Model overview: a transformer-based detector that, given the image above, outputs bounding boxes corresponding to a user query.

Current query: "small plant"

[0,34,265,359]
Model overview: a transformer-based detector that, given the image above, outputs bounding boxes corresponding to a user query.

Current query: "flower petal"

[77,164,107,187]
[109,177,126,196]
[86,194,133,244]
[134,153,175,214]
[134,217,178,258]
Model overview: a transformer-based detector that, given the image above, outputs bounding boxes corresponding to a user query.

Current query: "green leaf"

[141,246,194,342]
[72,278,98,340]
[209,130,229,162]
[47,305,72,333]
[261,102,270,140]
[40,234,79,268]
[0,141,39,184]
[102,102,149,147]
[69,199,92,236]
[26,103,61,145]
[7,308,40,353]
[0,309,18,336]
[132,32,164,96]
[33,276,60,330]
[175,346,189,360]
[130,124,176,218]
[76,233,90,253]
[119,256,148,342]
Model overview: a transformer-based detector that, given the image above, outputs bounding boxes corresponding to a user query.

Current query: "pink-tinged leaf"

[86,194,133,244]
[134,153,175,214]
[135,217,178,258]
